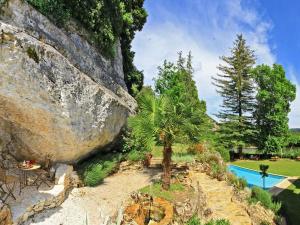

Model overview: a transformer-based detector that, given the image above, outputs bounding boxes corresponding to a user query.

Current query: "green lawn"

[277,179,300,225]
[232,159,300,177]
[232,159,300,224]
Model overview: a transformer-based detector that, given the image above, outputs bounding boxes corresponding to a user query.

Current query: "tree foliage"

[155,52,211,143]
[213,34,256,153]
[128,53,208,189]
[26,0,147,96]
[252,64,296,153]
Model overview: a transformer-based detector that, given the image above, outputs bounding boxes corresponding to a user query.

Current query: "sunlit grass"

[140,182,185,201]
[232,159,300,177]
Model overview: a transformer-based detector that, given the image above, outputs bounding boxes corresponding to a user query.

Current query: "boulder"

[0,0,136,163]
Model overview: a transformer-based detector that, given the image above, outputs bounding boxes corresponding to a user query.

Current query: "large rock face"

[0,0,136,162]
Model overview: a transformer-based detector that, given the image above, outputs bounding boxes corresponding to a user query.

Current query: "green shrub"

[187,143,206,155]
[215,146,230,162]
[122,130,150,162]
[260,221,271,225]
[249,186,281,213]
[186,215,201,225]
[205,219,230,225]
[26,47,39,63]
[27,0,71,26]
[227,172,248,190]
[77,153,123,186]
[126,150,146,162]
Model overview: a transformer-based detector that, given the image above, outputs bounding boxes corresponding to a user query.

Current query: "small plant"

[26,47,39,63]
[77,153,123,186]
[205,219,231,225]
[249,186,282,213]
[187,143,206,155]
[227,174,247,190]
[259,164,269,189]
[260,221,271,225]
[186,215,201,225]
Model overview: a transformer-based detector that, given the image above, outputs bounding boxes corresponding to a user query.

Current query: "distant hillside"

[291,128,300,133]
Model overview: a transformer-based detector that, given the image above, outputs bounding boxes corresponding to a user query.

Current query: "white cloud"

[287,67,300,128]
[132,0,277,120]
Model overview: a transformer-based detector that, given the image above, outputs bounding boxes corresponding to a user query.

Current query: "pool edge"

[228,164,287,178]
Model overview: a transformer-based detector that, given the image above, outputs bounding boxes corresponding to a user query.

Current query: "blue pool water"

[228,165,286,189]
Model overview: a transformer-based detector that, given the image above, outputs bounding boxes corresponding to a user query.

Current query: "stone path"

[269,176,298,196]
[190,172,252,225]
[23,170,159,225]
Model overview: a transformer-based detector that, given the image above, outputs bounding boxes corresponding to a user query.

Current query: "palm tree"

[128,89,200,189]
[259,164,269,189]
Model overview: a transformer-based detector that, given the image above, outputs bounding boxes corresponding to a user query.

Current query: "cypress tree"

[213,34,256,156]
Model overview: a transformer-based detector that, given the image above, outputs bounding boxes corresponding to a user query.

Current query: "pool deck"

[269,176,299,196]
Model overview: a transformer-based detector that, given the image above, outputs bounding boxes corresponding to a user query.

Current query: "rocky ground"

[20,165,275,225]
[23,169,159,225]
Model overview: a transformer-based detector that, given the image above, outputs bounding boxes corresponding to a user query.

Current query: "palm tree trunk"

[162,142,172,190]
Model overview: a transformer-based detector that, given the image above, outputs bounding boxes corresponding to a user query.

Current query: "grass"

[139,182,185,201]
[276,179,300,225]
[152,143,195,163]
[76,152,123,186]
[232,159,300,177]
[151,143,189,157]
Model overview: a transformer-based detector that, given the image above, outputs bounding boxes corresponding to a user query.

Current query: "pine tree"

[213,34,256,156]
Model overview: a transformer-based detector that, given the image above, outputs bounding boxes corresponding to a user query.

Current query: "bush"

[122,130,150,162]
[205,219,230,225]
[27,0,71,26]
[185,217,230,225]
[186,215,201,225]
[77,153,123,186]
[197,150,227,180]
[215,146,230,162]
[249,186,281,213]
[227,172,247,190]
[187,143,206,155]
[126,150,146,162]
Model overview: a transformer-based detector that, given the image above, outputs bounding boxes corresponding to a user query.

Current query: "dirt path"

[24,169,159,225]
[190,172,252,225]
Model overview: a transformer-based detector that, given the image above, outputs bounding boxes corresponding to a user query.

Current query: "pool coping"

[228,164,298,196]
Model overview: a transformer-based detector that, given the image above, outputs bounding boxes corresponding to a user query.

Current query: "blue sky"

[132,0,300,128]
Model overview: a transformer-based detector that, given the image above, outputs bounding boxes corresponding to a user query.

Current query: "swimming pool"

[228,165,286,189]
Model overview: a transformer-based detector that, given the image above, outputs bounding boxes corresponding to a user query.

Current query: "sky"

[132,0,300,128]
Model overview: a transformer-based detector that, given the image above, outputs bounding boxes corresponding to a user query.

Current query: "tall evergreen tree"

[252,64,296,154]
[155,52,210,143]
[213,34,256,155]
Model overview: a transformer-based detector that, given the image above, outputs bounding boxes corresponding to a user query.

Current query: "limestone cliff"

[0,0,137,163]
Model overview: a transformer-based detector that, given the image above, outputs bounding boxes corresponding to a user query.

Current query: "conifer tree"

[213,34,256,156]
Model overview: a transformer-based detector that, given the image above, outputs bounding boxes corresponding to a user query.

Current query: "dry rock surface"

[23,169,156,225]
[189,172,275,225]
[0,0,136,163]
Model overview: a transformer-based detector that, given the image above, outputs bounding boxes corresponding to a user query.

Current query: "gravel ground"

[24,169,159,225]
